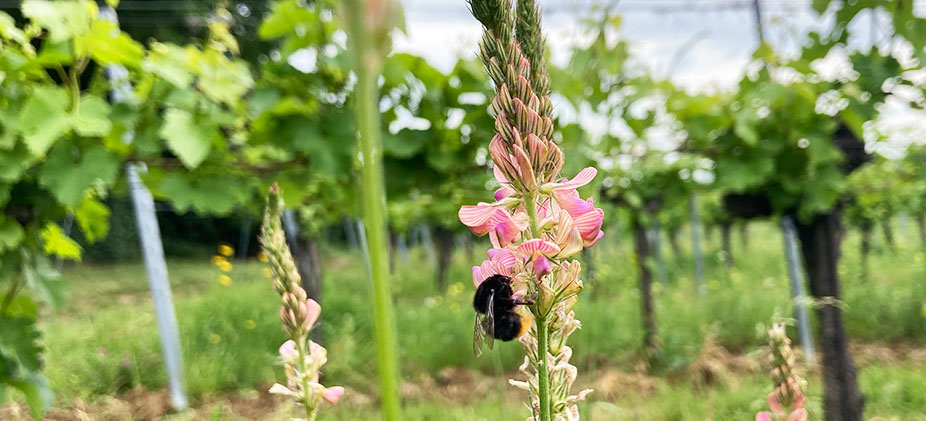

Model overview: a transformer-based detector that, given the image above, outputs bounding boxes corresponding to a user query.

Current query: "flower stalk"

[342,0,404,419]
[463,0,602,419]
[260,185,344,421]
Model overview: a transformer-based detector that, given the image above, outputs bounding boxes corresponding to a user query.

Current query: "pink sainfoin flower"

[262,184,344,420]
[461,1,603,417]
[756,323,808,421]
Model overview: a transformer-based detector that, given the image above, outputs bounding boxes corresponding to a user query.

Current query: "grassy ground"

[4,220,926,419]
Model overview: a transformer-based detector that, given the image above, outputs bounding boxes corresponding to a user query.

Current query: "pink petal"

[472,266,484,288]
[494,186,516,201]
[269,383,295,396]
[558,167,597,190]
[786,409,808,421]
[556,192,594,217]
[584,230,604,247]
[518,239,561,257]
[533,255,552,277]
[278,340,297,358]
[305,298,321,327]
[459,205,500,235]
[755,412,772,421]
[487,248,517,267]
[767,394,783,413]
[573,208,604,240]
[493,163,509,185]
[322,386,345,404]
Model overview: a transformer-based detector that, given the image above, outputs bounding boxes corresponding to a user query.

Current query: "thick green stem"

[535,314,551,421]
[344,2,402,420]
[524,191,550,420]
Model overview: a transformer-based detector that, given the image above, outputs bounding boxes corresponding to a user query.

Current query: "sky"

[385,0,926,156]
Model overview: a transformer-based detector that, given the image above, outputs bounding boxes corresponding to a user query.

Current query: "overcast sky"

[387,0,926,156]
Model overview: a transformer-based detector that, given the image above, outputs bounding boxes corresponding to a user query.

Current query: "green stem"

[296,340,317,421]
[524,192,539,239]
[344,2,402,420]
[536,314,551,421]
[524,191,550,420]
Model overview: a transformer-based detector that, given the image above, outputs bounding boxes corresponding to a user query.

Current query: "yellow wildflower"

[218,274,232,286]
[218,244,235,257]
[216,259,233,272]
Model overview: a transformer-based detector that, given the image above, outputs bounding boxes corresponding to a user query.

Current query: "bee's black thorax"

[473,274,525,342]
[473,274,515,314]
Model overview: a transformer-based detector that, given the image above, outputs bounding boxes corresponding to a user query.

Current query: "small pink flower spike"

[767,393,783,413]
[305,298,321,328]
[322,386,345,404]
[755,412,772,421]
[279,340,297,358]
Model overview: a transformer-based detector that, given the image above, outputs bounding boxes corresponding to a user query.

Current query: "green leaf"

[22,0,95,42]
[0,217,24,253]
[74,196,110,243]
[158,173,250,215]
[21,250,66,307]
[383,129,429,158]
[195,51,254,106]
[72,94,112,137]
[0,12,27,45]
[75,20,143,66]
[159,108,215,169]
[39,146,120,206]
[39,222,81,260]
[145,42,193,87]
[19,86,71,157]
[811,0,830,15]
[258,0,316,40]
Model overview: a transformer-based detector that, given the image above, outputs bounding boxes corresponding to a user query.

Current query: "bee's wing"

[473,290,496,357]
[484,291,495,350]
[473,313,486,357]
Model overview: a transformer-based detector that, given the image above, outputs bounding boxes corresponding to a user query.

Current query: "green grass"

[24,220,926,419]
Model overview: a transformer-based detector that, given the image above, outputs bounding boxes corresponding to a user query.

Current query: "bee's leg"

[513,292,538,306]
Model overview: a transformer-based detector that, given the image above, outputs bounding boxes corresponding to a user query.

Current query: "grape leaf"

[75,20,143,66]
[72,94,112,137]
[159,108,214,169]
[145,42,194,87]
[158,173,251,215]
[19,86,71,157]
[39,222,81,260]
[21,0,95,43]
[74,196,110,243]
[0,217,24,253]
[39,146,120,207]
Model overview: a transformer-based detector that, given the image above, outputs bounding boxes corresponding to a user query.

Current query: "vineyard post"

[782,216,816,365]
[689,195,705,294]
[237,214,252,260]
[101,7,188,410]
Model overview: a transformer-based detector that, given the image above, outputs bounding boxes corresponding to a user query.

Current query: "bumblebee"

[473,274,534,357]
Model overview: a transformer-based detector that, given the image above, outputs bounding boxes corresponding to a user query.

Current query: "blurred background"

[0,0,925,419]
